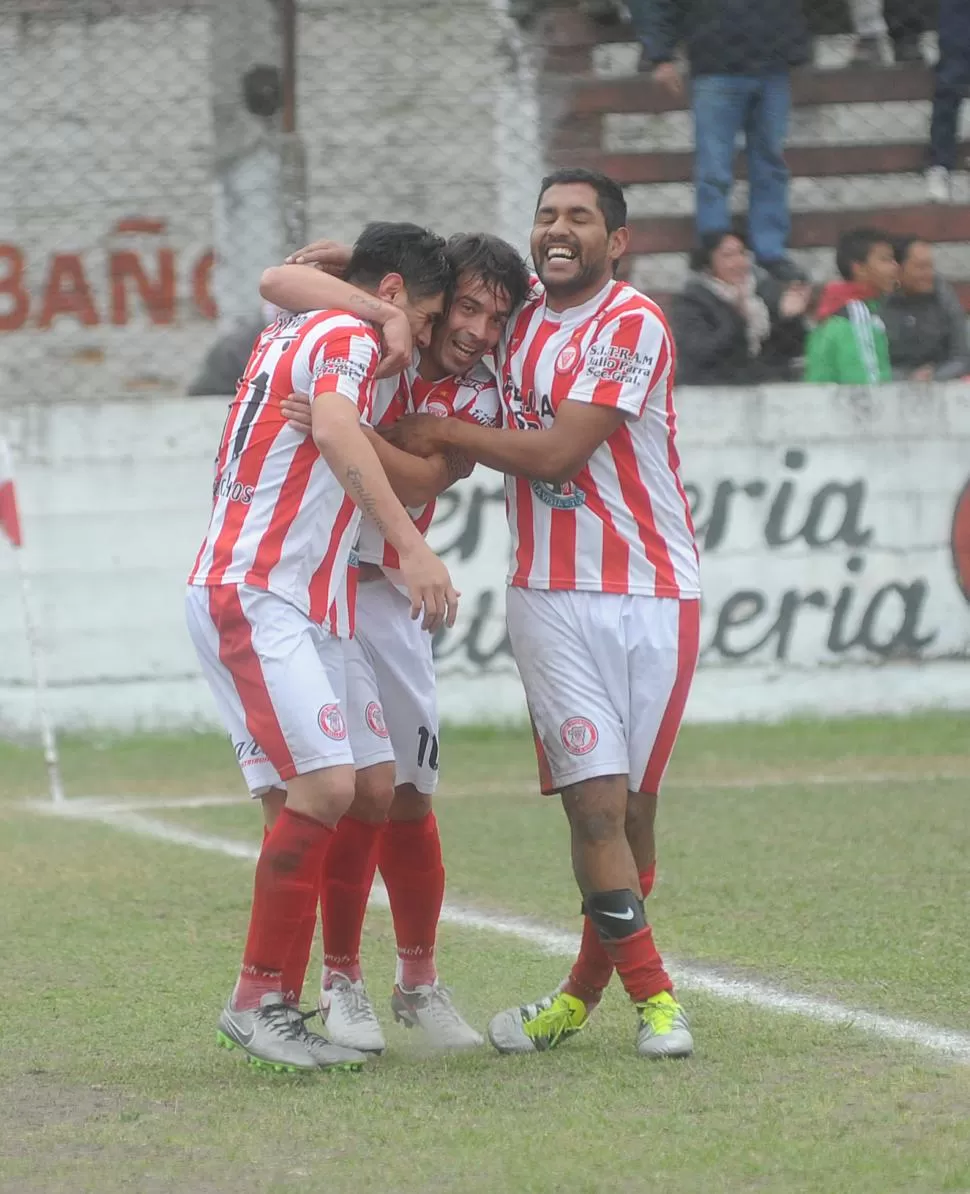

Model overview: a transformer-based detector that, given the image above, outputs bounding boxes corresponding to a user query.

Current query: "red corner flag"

[0,439,23,548]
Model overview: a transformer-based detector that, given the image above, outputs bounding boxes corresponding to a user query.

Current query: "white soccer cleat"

[926,166,952,204]
[216,991,317,1072]
[391,981,484,1049]
[319,972,387,1054]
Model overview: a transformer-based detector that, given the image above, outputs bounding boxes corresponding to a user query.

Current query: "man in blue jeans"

[926,0,970,204]
[628,0,810,281]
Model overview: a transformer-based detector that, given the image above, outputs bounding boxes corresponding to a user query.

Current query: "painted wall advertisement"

[0,385,968,731]
[431,384,970,724]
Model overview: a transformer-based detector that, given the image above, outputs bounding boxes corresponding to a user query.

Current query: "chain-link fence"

[0,0,966,401]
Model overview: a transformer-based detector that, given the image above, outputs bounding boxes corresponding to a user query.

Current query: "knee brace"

[584,889,647,941]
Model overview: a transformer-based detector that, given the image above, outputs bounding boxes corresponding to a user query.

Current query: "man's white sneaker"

[926,166,952,204]
[391,982,484,1049]
[216,991,317,1072]
[319,973,386,1054]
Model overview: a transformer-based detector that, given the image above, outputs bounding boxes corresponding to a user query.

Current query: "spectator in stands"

[883,237,970,380]
[926,0,970,202]
[628,0,810,282]
[671,231,812,385]
[847,0,929,67]
[804,227,897,384]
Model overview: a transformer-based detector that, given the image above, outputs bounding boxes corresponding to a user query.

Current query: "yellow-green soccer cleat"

[487,991,589,1055]
[635,990,693,1059]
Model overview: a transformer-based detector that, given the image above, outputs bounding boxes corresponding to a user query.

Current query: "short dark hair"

[689,229,748,273]
[536,167,627,234]
[894,235,929,265]
[445,233,531,314]
[345,221,454,302]
[835,227,893,281]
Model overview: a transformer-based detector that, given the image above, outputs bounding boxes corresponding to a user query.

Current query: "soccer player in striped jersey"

[260,234,532,1052]
[386,169,701,1060]
[185,222,460,1073]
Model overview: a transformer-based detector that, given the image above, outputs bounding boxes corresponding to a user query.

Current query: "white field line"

[33,800,970,1066]
[24,762,970,816]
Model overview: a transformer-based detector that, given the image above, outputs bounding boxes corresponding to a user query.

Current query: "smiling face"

[530,182,628,307]
[429,270,513,376]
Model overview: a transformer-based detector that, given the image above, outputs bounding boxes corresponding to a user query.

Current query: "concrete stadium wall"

[2,383,969,737]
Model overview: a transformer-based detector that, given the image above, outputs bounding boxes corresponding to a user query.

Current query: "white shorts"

[344,573,439,794]
[185,583,355,797]
[505,587,700,795]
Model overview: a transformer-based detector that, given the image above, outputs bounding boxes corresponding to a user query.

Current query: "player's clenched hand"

[380,413,449,458]
[398,542,460,633]
[281,391,313,434]
[375,309,413,379]
[284,239,352,276]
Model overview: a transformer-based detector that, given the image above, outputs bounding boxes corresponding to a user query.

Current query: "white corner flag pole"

[0,436,65,805]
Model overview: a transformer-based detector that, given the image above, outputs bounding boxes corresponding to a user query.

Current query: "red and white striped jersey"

[496,279,699,598]
[356,360,501,573]
[188,309,381,623]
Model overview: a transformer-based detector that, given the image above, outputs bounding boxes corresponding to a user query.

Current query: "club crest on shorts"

[365,700,389,738]
[555,344,580,373]
[560,717,598,756]
[318,703,347,741]
[424,398,451,419]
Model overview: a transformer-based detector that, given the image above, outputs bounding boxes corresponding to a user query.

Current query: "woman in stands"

[670,231,812,386]
[883,237,970,382]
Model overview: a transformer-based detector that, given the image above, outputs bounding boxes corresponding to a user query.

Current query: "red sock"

[234,807,334,1010]
[258,826,319,1006]
[378,812,444,988]
[562,865,659,1007]
[563,915,614,1007]
[602,925,672,1004]
[320,815,383,984]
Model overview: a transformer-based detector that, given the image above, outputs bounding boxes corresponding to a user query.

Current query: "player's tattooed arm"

[385,402,627,484]
[344,465,388,537]
[260,266,411,378]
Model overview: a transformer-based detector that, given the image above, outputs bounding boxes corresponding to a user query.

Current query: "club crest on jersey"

[424,399,451,419]
[365,701,389,738]
[560,717,598,756]
[318,704,348,741]
[555,345,580,373]
[530,479,587,509]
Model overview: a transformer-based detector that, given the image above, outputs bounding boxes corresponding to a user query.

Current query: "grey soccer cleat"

[284,1007,368,1072]
[217,991,318,1072]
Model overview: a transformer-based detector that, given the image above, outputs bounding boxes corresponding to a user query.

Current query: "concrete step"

[626,245,970,293]
[591,34,940,78]
[624,173,970,219]
[552,143,970,185]
[592,101,970,156]
[626,204,970,255]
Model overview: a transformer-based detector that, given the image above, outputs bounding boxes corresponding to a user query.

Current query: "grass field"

[2,715,969,1194]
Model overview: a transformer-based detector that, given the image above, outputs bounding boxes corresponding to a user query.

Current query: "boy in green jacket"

[804,227,899,383]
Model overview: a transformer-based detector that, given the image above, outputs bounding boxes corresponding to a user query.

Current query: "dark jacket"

[670,273,806,386]
[882,279,970,382]
[635,0,810,77]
